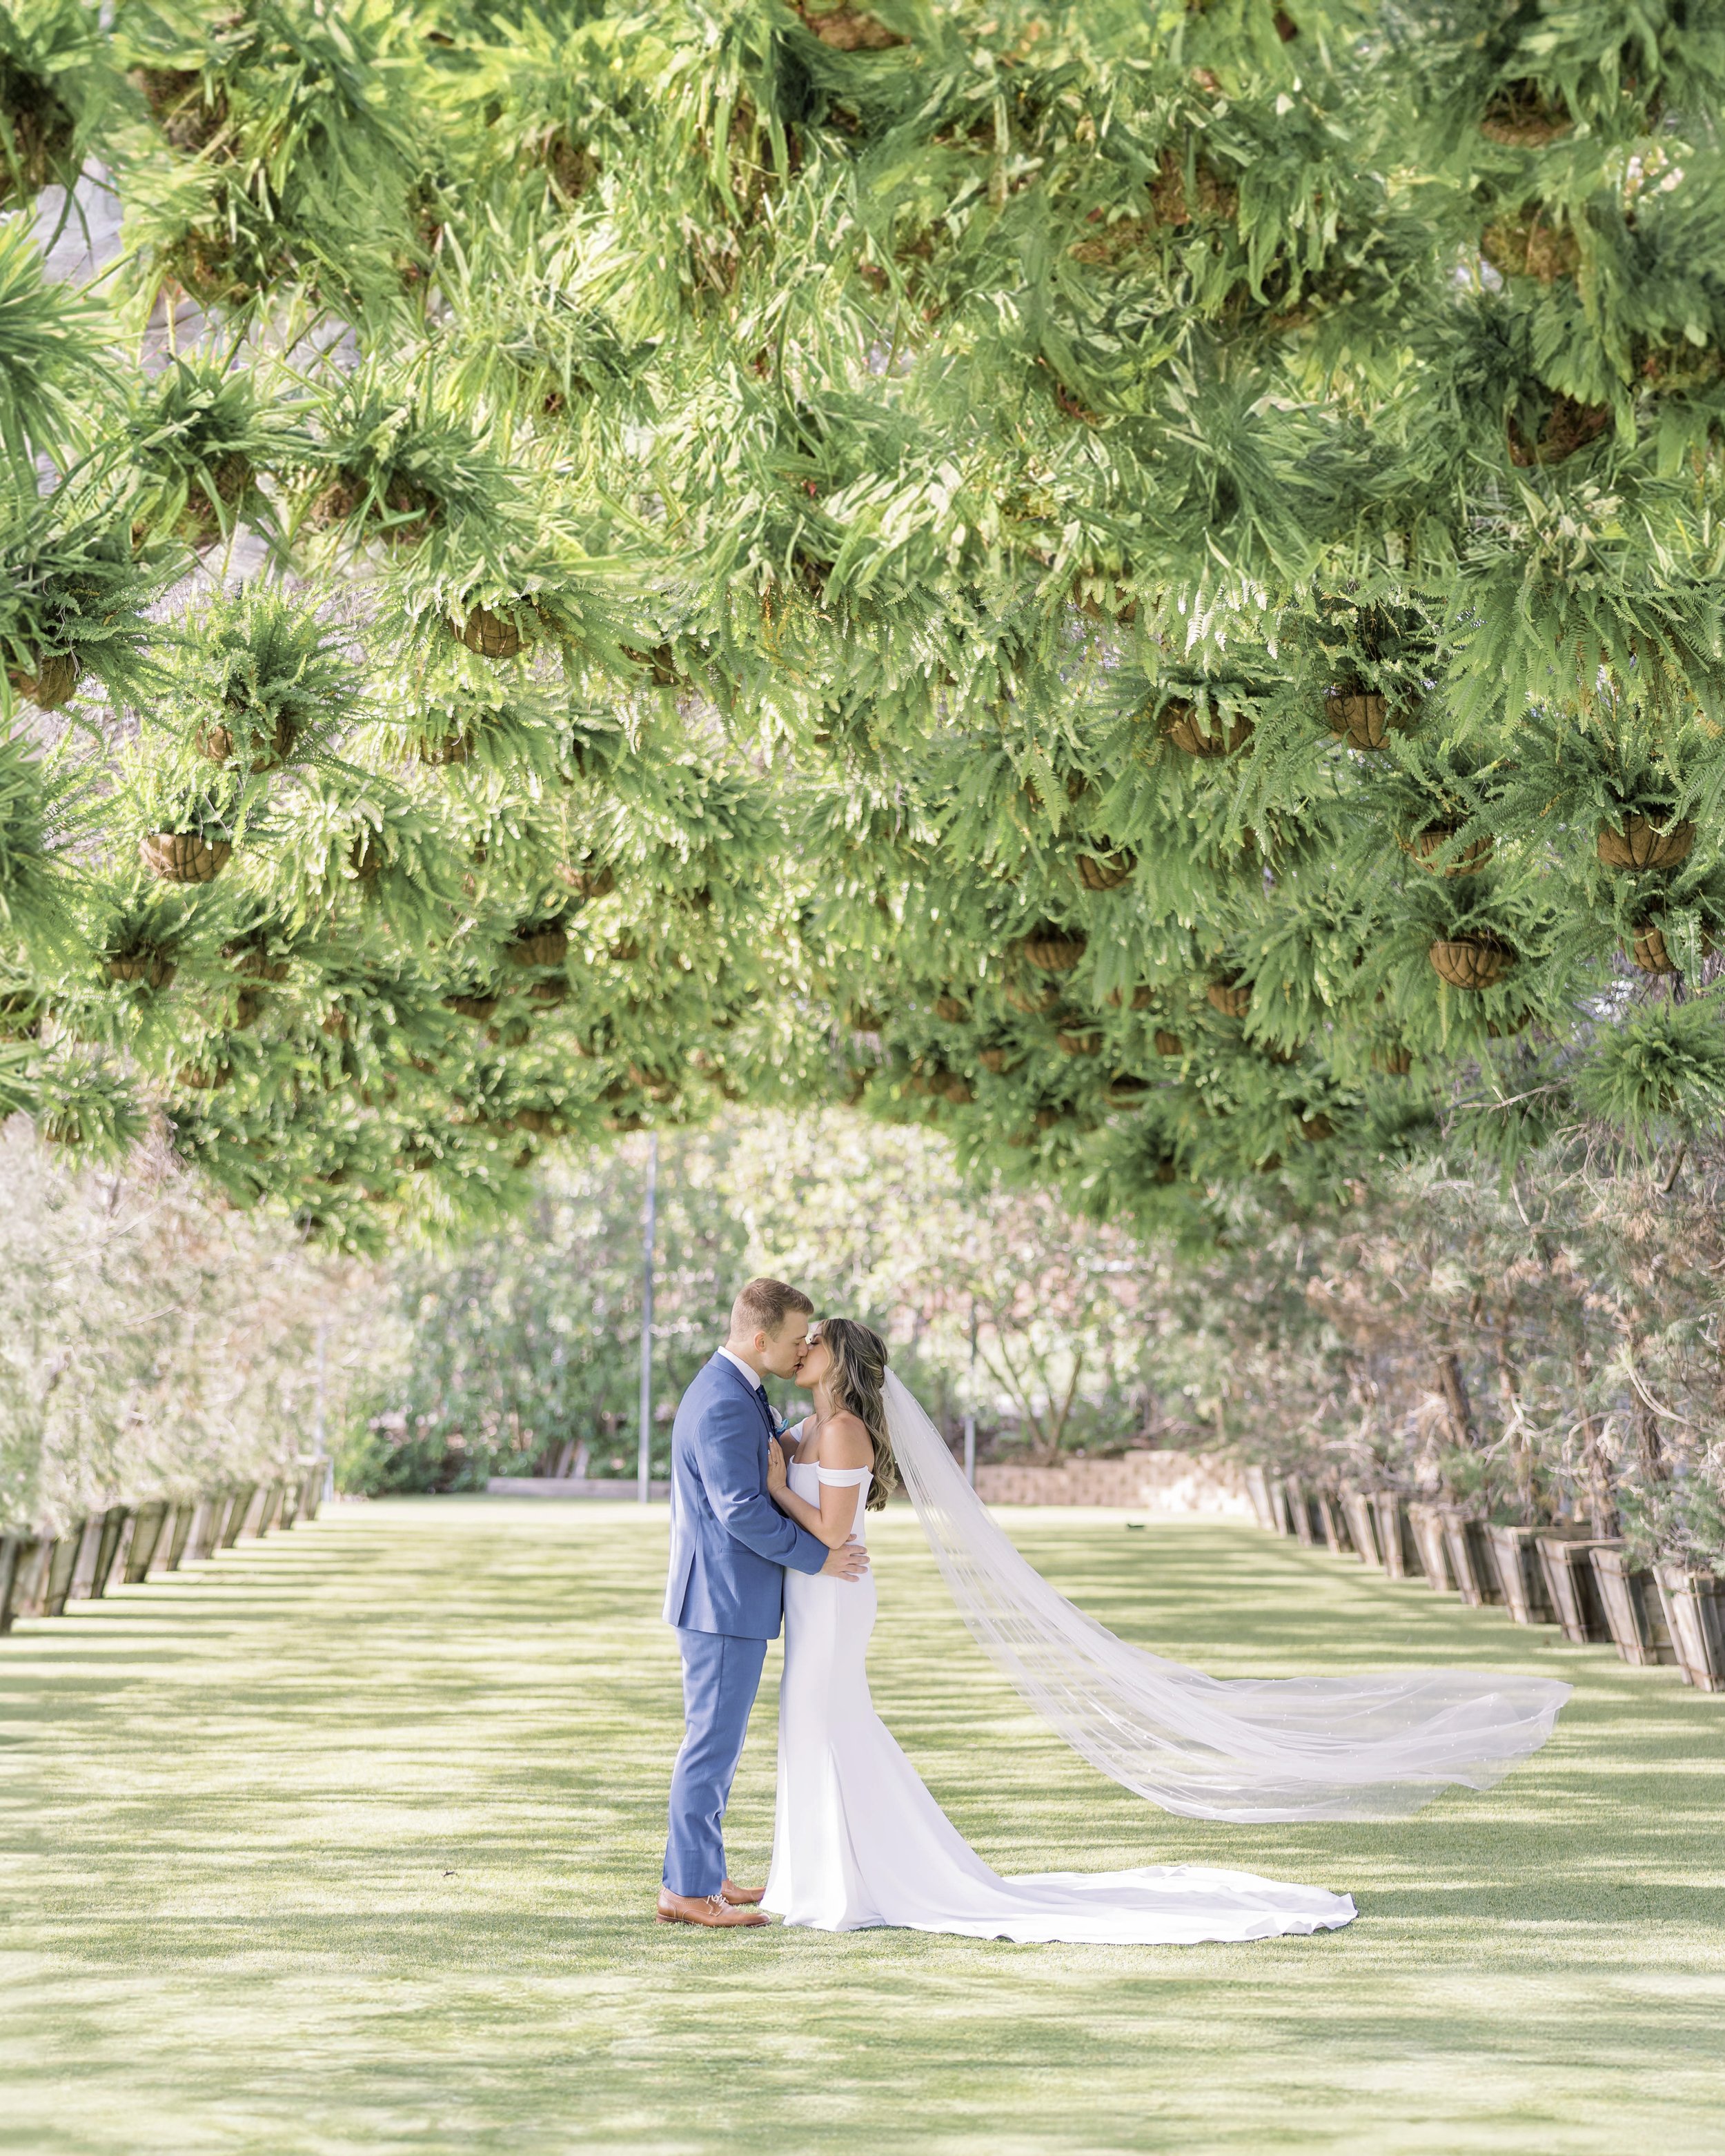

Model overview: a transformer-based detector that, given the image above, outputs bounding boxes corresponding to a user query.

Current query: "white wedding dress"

[762,1453,1357,1944]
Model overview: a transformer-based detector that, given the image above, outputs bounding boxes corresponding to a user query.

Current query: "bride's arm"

[766,1416,871,1547]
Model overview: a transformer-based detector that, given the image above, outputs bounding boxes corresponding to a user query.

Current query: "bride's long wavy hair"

[818,1318,898,1511]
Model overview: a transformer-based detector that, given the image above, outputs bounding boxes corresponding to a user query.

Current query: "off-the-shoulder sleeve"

[816,1467,871,1486]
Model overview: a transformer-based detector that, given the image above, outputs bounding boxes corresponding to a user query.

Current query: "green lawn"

[1,1498,1721,2155]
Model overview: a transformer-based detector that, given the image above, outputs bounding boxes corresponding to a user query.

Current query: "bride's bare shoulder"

[821,1411,874,1467]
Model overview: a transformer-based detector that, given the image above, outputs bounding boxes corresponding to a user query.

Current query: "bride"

[761,1318,1362,1944]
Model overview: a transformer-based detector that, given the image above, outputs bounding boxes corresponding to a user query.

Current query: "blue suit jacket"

[662,1353,828,1638]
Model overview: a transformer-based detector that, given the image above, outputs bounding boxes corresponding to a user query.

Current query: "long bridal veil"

[883,1373,1570,1823]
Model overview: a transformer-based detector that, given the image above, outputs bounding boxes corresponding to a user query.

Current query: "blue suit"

[661,1353,827,1897]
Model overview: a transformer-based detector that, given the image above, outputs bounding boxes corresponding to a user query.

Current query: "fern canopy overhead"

[3,0,1724,1243]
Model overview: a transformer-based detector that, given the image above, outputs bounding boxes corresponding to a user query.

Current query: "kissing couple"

[656,1275,1562,1944]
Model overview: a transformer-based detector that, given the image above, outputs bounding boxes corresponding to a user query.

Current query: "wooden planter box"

[45,1529,83,1616]
[1315,1490,1354,1557]
[1484,1525,1557,1626]
[1406,1501,1453,1591]
[181,1496,219,1563]
[1592,1547,1677,1667]
[1378,1493,1424,1579]
[278,1480,302,1530]
[299,1465,325,1521]
[0,1535,32,1634]
[89,1507,131,1599]
[1341,1488,1381,1567]
[8,1536,53,1621]
[1654,1567,1725,1692]
[1282,1475,1320,1547]
[122,1501,170,1583]
[1244,1465,1277,1533]
[1441,1513,1503,1607]
[1537,1536,1613,1645]
[220,1485,257,1548]
[256,1481,284,1535]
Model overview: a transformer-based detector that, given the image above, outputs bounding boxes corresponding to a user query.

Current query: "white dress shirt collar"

[716,1345,764,1392]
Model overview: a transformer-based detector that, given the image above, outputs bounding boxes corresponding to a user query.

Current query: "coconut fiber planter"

[1591,1547,1678,1668]
[1484,1525,1557,1626]
[1536,1536,1614,1645]
[1653,1567,1725,1691]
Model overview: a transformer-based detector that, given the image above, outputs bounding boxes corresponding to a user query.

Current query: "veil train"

[883,1372,1570,1823]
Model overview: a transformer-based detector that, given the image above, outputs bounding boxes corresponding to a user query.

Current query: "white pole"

[963,1297,978,1487]
[638,1134,659,1503]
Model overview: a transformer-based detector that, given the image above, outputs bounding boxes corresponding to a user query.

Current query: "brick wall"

[974,1451,1250,1513]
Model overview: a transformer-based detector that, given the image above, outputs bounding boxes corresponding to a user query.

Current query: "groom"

[657,1277,869,1927]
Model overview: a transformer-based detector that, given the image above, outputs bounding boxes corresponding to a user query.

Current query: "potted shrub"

[1653,1567,1725,1691]
[1440,1512,1504,1606]
[1536,1536,1615,1645]
[1590,1546,1678,1667]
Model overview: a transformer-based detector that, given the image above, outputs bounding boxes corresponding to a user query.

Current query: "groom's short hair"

[731,1278,814,1338]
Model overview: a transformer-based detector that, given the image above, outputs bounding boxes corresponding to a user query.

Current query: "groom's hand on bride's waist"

[820,1542,869,1581]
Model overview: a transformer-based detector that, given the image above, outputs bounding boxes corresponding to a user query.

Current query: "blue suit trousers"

[662,1628,769,1897]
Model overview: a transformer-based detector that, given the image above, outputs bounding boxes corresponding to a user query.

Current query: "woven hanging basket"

[1372,1042,1414,1075]
[459,605,523,660]
[1105,1074,1152,1105]
[141,832,231,884]
[530,977,569,1005]
[1428,934,1515,990]
[513,1108,562,1135]
[1628,922,1677,975]
[1206,978,1252,1018]
[106,952,176,989]
[1075,849,1136,893]
[1596,815,1695,871]
[1103,984,1154,1009]
[1022,933,1087,973]
[226,942,290,982]
[1323,687,1394,751]
[350,833,384,880]
[1297,1113,1336,1143]
[6,653,81,711]
[1406,825,1493,876]
[1162,700,1253,758]
[934,993,969,1022]
[417,731,472,767]
[444,991,500,1021]
[558,860,615,898]
[1004,981,1061,1013]
[978,1047,1018,1074]
[1056,1029,1103,1057]
[199,713,296,771]
[1153,1029,1185,1057]
[506,923,569,968]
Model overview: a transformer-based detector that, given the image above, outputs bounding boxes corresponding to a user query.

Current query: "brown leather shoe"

[656,1888,767,1928]
[720,1877,765,1906]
